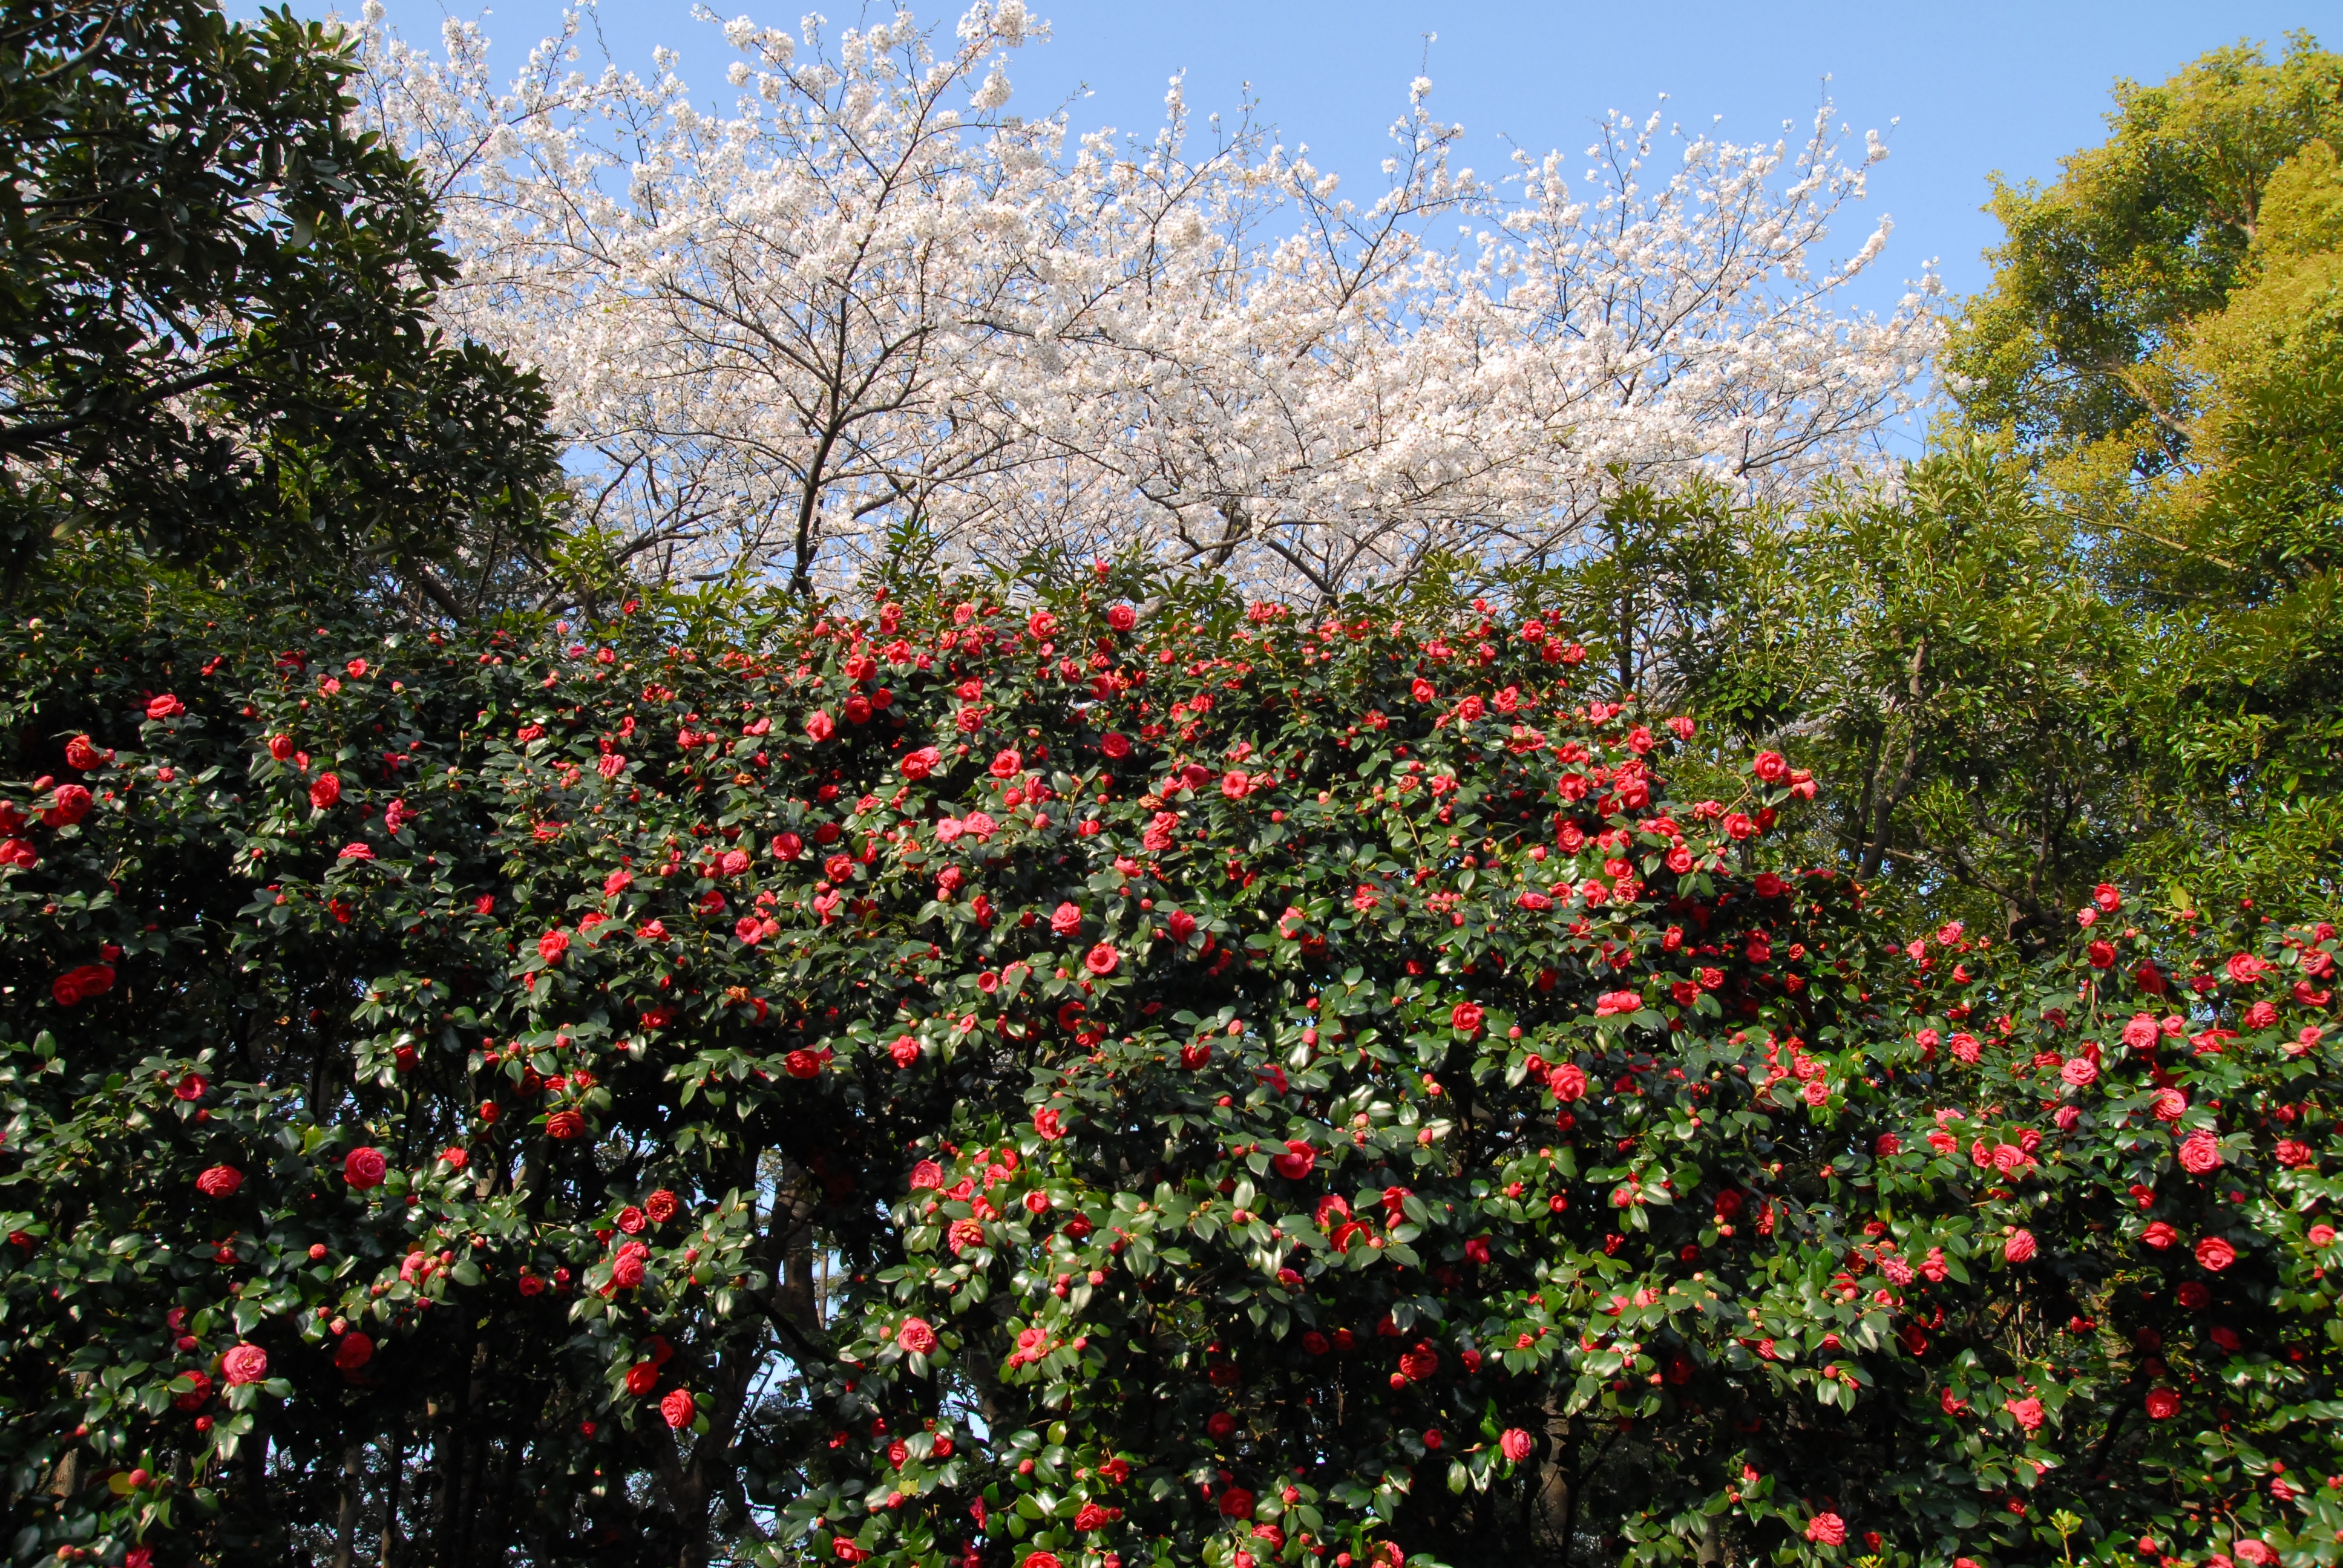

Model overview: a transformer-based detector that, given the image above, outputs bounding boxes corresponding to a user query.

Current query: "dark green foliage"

[0,2,560,602]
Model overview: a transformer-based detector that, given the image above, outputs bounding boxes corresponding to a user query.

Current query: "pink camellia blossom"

[1499,1428,1534,1463]
[1083,943,1119,976]
[661,1388,696,1429]
[2226,953,2271,985]
[221,1344,269,1385]
[1050,902,1083,936]
[2060,1056,2099,1087]
[897,1317,938,1356]
[1549,1063,1588,1102]
[2196,1236,2237,1272]
[1803,1513,1846,1546]
[344,1147,387,1190]
[2177,1132,2222,1174]
[804,711,836,742]
[2004,1229,2038,1264]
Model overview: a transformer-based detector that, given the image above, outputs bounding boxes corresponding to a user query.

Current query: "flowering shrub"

[1,557,2338,1567]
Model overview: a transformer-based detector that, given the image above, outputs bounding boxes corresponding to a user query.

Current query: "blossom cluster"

[0,561,2335,1567]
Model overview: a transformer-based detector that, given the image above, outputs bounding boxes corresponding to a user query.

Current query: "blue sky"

[295,0,2338,320]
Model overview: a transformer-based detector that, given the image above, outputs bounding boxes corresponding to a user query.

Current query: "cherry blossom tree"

[358,2,1940,603]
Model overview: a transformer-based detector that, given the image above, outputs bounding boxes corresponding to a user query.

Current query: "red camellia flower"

[644,1189,679,1223]
[1100,731,1132,758]
[1272,1140,1316,1180]
[1107,604,1137,632]
[538,930,570,964]
[1499,1428,1533,1463]
[1450,1002,1484,1034]
[661,1388,696,1429]
[221,1344,269,1385]
[2144,1387,2180,1420]
[2087,940,2117,969]
[804,711,836,742]
[2275,1138,2312,1168]
[1804,1513,1846,1546]
[1218,1488,1256,1520]
[2195,1236,2236,1272]
[897,1317,938,1356]
[1033,1106,1066,1140]
[1021,1554,1063,1568]
[1752,751,1789,783]
[51,963,115,1006]
[2141,1221,2179,1250]
[900,746,941,780]
[344,1147,387,1190]
[172,1370,214,1411]
[309,773,341,809]
[195,1165,243,1199]
[2225,953,2270,985]
[2004,1229,2037,1264]
[64,734,106,770]
[145,693,185,720]
[1549,1062,1588,1102]
[42,782,93,826]
[1084,942,1119,976]
[333,1331,375,1371]
[546,1109,586,1140]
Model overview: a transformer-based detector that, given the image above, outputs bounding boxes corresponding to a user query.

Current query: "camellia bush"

[1,551,2340,1568]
